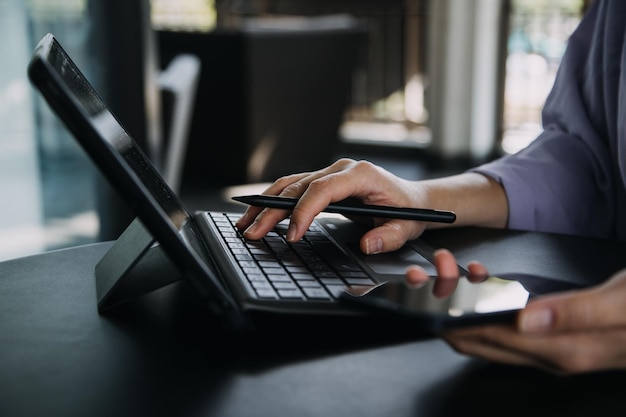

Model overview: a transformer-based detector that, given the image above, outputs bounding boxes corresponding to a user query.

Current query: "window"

[502,0,586,154]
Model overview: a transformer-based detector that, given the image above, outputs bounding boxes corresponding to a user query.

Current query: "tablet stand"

[95,218,182,312]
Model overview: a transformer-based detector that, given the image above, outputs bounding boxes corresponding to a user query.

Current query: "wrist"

[417,172,508,228]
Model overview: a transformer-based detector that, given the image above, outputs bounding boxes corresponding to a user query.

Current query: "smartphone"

[339,275,534,332]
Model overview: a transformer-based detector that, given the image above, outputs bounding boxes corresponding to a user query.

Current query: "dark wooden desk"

[1,242,625,417]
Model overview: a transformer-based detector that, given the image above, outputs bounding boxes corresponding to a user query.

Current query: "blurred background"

[0,0,589,261]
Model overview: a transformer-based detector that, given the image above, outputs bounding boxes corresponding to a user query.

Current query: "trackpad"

[348,244,437,276]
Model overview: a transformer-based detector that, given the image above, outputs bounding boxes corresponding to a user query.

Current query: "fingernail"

[286,222,298,242]
[243,222,258,238]
[519,308,553,334]
[365,237,383,254]
[236,212,250,228]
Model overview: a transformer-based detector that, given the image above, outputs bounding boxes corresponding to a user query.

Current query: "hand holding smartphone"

[338,272,585,332]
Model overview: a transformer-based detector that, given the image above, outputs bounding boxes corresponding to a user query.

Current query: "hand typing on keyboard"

[234,157,505,303]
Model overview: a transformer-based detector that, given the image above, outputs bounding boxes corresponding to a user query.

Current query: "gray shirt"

[473,0,626,241]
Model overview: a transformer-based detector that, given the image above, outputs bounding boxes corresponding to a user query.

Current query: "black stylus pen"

[232,194,456,223]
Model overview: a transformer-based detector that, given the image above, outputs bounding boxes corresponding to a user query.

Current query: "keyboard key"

[266,274,293,283]
[277,289,304,299]
[325,285,347,298]
[302,287,331,300]
[297,280,323,288]
[291,272,316,281]
[272,282,298,290]
[320,278,344,286]
[345,277,376,286]
[251,281,272,290]
[256,288,278,299]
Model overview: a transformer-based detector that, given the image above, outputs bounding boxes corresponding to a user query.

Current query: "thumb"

[360,220,424,254]
[518,269,626,334]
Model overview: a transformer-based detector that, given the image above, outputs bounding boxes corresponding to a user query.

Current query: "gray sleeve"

[471,1,618,238]
[472,129,613,237]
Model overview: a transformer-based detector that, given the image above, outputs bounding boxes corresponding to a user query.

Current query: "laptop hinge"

[95,217,182,313]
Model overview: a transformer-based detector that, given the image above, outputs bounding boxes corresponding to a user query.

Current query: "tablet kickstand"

[95,217,182,313]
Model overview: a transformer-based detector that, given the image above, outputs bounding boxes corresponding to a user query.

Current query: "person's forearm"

[419,172,509,229]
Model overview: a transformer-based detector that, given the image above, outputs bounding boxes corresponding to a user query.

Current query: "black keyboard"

[210,213,376,301]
